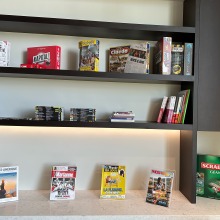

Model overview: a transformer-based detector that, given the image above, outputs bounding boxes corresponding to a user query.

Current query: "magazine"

[50,165,77,200]
[100,165,126,199]
[0,166,18,203]
[146,169,175,207]
[124,42,150,74]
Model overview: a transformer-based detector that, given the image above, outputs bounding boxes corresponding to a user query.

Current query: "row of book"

[157,89,190,124]
[0,165,175,208]
[109,111,135,122]
[1,39,193,76]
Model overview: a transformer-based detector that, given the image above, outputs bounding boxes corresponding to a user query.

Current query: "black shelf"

[0,120,193,130]
[0,14,195,41]
[0,67,194,84]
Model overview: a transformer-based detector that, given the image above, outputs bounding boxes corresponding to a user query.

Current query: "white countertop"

[0,190,220,219]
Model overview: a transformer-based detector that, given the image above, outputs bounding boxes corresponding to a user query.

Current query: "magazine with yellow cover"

[100,165,126,199]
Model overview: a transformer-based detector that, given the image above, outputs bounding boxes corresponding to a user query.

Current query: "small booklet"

[146,169,175,207]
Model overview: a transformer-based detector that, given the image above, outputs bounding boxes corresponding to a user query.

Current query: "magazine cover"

[109,45,130,72]
[100,165,126,199]
[0,166,18,203]
[197,154,220,200]
[146,169,175,207]
[79,39,99,71]
[124,42,150,74]
[50,165,77,200]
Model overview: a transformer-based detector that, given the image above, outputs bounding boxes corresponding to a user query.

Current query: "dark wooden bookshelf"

[0,120,193,130]
[0,1,198,204]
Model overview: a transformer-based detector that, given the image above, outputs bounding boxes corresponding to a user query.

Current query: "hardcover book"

[0,166,18,203]
[50,166,77,200]
[124,42,150,74]
[162,96,176,123]
[197,154,220,200]
[184,43,193,76]
[0,41,10,67]
[171,44,184,75]
[79,39,99,72]
[109,45,130,72]
[154,37,172,75]
[100,165,126,199]
[146,169,175,207]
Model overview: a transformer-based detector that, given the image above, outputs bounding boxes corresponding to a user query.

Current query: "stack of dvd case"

[35,106,64,121]
[70,108,96,122]
[110,111,135,122]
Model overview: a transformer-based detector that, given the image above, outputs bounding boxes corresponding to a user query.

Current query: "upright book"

[0,166,18,203]
[154,37,172,75]
[100,165,126,199]
[184,43,193,76]
[171,43,184,75]
[146,169,175,207]
[50,165,77,200]
[157,96,168,123]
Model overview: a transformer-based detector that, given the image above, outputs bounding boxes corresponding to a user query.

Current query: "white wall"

[0,0,185,190]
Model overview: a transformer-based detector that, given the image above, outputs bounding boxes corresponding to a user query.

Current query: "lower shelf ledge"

[0,190,220,219]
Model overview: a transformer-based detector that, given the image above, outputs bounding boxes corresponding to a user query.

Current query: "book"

[110,118,135,122]
[79,39,99,71]
[50,166,77,200]
[0,166,18,203]
[162,96,176,123]
[171,43,184,75]
[157,96,168,123]
[197,154,220,200]
[180,89,190,124]
[0,41,11,67]
[124,42,150,74]
[100,165,126,199]
[184,43,193,76]
[154,37,172,75]
[109,45,130,72]
[146,169,175,207]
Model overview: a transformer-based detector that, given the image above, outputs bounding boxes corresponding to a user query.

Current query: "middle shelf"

[0,120,193,130]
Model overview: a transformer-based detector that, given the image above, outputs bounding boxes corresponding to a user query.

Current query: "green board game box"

[197,154,220,200]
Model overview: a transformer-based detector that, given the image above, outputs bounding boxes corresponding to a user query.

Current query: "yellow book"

[100,165,126,199]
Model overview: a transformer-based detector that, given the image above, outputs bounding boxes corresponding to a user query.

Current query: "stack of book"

[70,108,96,122]
[35,106,64,121]
[157,89,190,124]
[110,111,135,122]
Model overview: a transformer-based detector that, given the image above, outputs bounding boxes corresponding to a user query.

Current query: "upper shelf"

[0,14,195,41]
[0,67,194,84]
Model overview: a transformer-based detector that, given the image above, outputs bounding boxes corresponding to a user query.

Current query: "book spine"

[184,43,193,75]
[157,96,168,123]
[167,96,176,123]
[162,37,172,75]
[181,90,190,124]
[171,44,184,75]
[174,96,183,124]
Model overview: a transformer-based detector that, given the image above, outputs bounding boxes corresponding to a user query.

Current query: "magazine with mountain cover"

[0,166,18,203]
[146,169,175,207]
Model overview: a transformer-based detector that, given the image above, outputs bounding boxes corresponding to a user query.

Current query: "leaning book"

[0,166,18,203]
[100,165,126,199]
[146,169,175,207]
[50,165,77,200]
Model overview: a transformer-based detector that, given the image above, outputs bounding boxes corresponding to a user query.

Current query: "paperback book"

[146,169,175,207]
[184,43,193,76]
[100,165,126,199]
[171,43,184,75]
[50,165,77,200]
[0,166,18,203]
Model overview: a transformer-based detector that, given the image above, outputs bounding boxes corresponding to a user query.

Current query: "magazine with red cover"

[50,166,77,200]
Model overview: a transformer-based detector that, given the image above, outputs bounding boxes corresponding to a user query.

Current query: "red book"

[157,96,168,123]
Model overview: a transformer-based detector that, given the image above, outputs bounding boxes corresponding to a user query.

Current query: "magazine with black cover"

[0,166,18,203]
[146,169,175,207]
[50,165,77,200]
